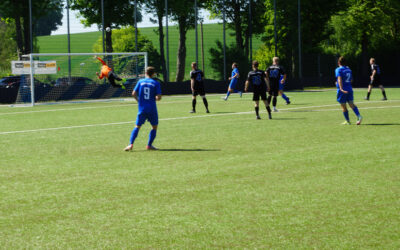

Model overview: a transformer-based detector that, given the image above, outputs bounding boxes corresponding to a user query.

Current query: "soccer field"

[1,89,399,248]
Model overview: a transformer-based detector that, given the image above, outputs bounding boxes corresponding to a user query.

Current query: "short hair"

[252,60,259,67]
[370,58,375,63]
[232,62,238,67]
[146,66,156,76]
[273,57,279,63]
[191,62,197,67]
[338,56,346,66]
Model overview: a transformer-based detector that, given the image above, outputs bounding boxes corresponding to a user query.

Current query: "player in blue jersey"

[335,57,362,125]
[124,66,162,151]
[223,63,242,100]
[279,75,291,105]
[365,58,387,101]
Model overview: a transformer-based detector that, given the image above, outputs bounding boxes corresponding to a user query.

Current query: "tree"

[168,0,200,82]
[321,0,400,77]
[259,0,343,78]
[0,18,17,76]
[142,0,168,82]
[203,0,266,59]
[34,8,63,36]
[93,26,161,75]
[70,0,143,53]
[209,41,248,80]
[0,0,62,57]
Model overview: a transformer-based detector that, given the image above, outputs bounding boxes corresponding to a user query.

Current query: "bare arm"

[371,69,377,80]
[282,74,287,84]
[337,76,348,94]
[264,77,270,91]
[229,72,239,80]
[96,57,106,65]
[244,80,249,92]
[132,90,138,101]
[191,79,195,92]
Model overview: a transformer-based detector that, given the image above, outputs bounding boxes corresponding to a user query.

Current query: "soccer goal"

[12,52,148,106]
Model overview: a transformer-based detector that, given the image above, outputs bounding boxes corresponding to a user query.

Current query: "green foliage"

[93,26,161,73]
[70,0,142,29]
[321,0,400,58]
[34,7,63,36]
[0,0,63,55]
[254,44,275,70]
[0,19,17,77]
[209,41,249,80]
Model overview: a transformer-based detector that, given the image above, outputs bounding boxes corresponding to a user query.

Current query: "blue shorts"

[229,79,238,90]
[136,111,158,126]
[279,82,284,90]
[337,91,354,104]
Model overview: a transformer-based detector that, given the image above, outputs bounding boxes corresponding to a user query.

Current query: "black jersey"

[247,70,267,89]
[190,69,204,86]
[371,64,381,76]
[266,65,285,82]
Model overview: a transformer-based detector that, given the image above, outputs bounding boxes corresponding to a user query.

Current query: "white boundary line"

[1,104,400,135]
[1,97,399,116]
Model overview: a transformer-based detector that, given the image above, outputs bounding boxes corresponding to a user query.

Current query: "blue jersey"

[134,78,162,114]
[335,66,353,92]
[231,68,239,82]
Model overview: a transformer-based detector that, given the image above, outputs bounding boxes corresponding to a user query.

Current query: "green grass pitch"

[0,88,399,248]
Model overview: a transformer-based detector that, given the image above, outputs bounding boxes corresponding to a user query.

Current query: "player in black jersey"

[365,58,387,101]
[190,62,210,113]
[245,60,272,120]
[266,57,286,112]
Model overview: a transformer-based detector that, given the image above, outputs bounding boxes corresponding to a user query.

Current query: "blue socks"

[130,127,139,145]
[282,93,290,103]
[226,91,231,98]
[352,106,361,117]
[343,111,350,121]
[148,129,157,146]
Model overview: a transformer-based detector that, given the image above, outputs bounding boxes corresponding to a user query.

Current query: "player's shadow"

[271,117,306,120]
[158,149,221,152]
[363,123,400,126]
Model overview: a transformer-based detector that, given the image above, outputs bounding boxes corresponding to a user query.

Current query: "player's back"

[134,78,161,113]
[190,70,204,85]
[267,65,284,80]
[371,63,381,75]
[335,66,353,91]
[248,70,265,87]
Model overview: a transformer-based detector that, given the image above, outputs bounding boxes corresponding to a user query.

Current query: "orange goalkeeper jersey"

[96,57,112,79]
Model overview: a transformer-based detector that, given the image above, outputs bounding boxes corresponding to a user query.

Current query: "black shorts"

[370,76,381,86]
[193,84,206,96]
[268,83,279,96]
[253,88,267,101]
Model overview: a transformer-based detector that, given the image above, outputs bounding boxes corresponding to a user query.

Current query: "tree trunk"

[175,18,187,82]
[105,27,113,53]
[14,15,24,59]
[233,2,244,50]
[22,12,31,55]
[360,31,369,78]
[157,11,167,82]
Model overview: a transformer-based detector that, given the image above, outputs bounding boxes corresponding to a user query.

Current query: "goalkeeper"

[95,56,126,89]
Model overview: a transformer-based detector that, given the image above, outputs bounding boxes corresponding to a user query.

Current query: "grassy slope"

[0,89,399,248]
[37,24,263,80]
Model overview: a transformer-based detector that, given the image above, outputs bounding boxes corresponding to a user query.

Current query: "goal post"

[13,52,148,106]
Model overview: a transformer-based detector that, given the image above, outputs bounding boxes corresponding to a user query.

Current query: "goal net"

[13,52,147,106]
